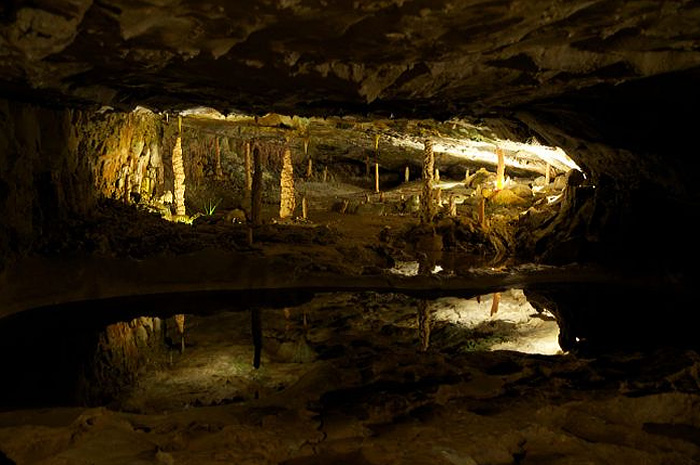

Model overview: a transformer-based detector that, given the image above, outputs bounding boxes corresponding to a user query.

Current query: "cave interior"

[1,1,700,464]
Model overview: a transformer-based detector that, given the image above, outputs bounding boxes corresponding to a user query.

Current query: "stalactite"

[375,162,380,193]
[421,139,436,224]
[251,143,263,225]
[279,146,296,219]
[435,168,440,182]
[465,169,470,182]
[172,122,186,216]
[251,308,262,369]
[495,147,505,190]
[214,137,223,179]
[418,300,431,352]
[490,292,501,316]
[405,166,410,183]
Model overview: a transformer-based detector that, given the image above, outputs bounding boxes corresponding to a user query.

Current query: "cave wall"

[0,99,168,266]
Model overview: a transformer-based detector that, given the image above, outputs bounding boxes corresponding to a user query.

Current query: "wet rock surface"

[1,290,699,464]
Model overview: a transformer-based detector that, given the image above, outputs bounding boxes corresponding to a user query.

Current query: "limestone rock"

[490,189,527,206]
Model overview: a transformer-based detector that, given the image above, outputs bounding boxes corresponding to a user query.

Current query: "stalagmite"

[375,162,380,193]
[306,158,313,179]
[245,141,252,192]
[174,314,185,353]
[405,166,410,183]
[214,137,223,179]
[280,146,296,219]
[465,169,470,182]
[449,194,456,217]
[323,166,328,183]
[490,292,501,316]
[495,147,505,190]
[418,300,431,352]
[251,144,263,225]
[302,196,308,219]
[478,196,486,228]
[172,118,186,216]
[436,188,442,206]
[251,308,262,369]
[545,163,551,185]
[435,168,440,182]
[421,139,436,224]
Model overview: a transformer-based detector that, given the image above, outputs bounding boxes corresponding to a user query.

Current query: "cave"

[1,2,700,464]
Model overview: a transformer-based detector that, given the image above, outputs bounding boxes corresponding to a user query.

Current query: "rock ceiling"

[1,0,699,118]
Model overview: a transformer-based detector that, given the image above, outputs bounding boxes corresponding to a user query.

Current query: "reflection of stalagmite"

[490,292,501,316]
[251,144,263,225]
[251,308,262,369]
[421,139,436,223]
[172,136,186,215]
[418,300,431,352]
[174,314,185,353]
[280,146,296,218]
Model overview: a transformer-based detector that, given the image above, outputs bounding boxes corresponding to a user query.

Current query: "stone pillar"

[280,146,296,218]
[421,139,435,224]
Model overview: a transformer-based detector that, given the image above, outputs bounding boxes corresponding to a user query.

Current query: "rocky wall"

[0,99,167,267]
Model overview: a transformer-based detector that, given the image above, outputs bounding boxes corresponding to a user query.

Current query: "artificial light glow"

[432,290,561,355]
[388,134,579,176]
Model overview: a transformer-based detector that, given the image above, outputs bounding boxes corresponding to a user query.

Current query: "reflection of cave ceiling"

[2,0,700,117]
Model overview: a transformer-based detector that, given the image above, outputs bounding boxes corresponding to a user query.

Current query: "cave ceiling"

[1,0,699,119]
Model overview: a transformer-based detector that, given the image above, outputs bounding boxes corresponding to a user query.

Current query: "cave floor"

[2,179,698,464]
